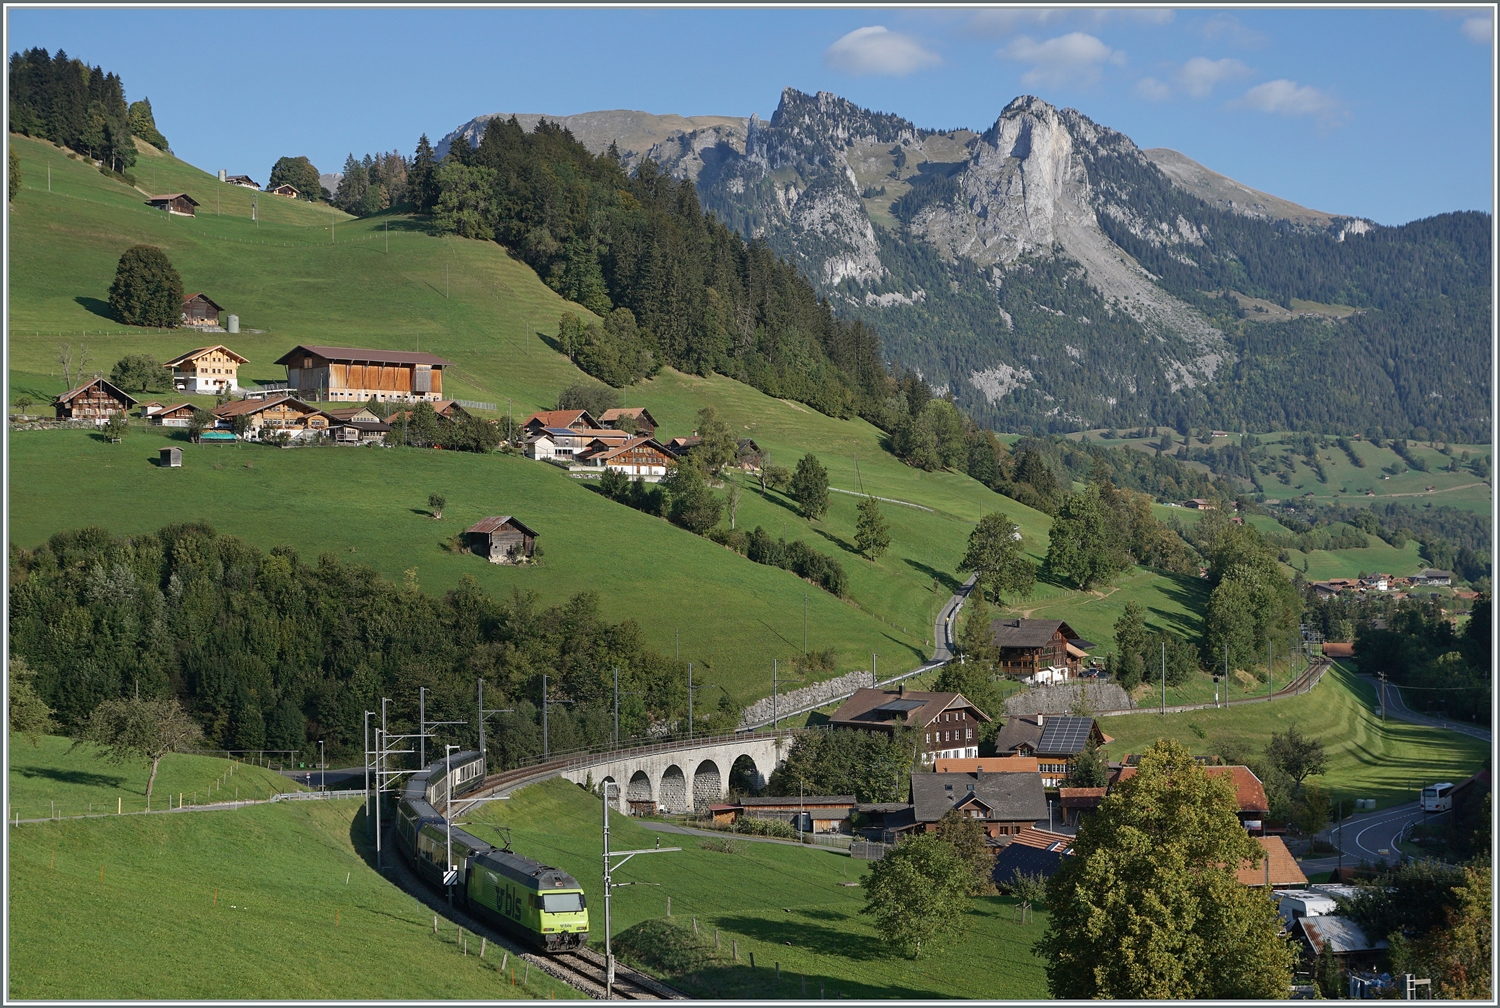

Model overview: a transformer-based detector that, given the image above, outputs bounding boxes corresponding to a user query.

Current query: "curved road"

[1362,673,1491,742]
[1301,801,1434,871]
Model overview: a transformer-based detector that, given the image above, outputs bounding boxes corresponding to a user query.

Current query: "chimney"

[898,683,905,697]
[1036,713,1045,726]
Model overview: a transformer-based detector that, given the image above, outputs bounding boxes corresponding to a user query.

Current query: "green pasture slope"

[7,796,576,999]
[470,777,1049,1000]
[1097,663,1488,812]
[7,130,1209,694]
[8,735,300,819]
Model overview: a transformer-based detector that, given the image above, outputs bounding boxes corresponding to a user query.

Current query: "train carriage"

[466,848,589,951]
[423,750,487,810]
[414,822,494,901]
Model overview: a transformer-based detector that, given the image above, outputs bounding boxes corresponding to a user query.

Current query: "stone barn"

[463,516,538,563]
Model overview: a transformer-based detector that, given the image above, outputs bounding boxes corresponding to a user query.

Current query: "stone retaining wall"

[1003,681,1133,716]
[738,669,875,728]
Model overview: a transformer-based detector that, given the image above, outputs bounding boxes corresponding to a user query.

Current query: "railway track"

[527,947,685,1000]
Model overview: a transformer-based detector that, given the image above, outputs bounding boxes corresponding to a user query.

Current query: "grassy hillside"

[7,796,574,999]
[8,131,1217,702]
[1097,663,1488,811]
[8,735,301,819]
[471,777,1050,1000]
[1080,428,1491,516]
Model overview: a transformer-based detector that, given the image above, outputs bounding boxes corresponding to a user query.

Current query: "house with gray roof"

[995,714,1108,786]
[829,685,991,764]
[990,618,1094,677]
[909,770,1048,840]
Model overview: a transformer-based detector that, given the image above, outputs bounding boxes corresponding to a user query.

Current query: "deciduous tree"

[1045,484,1133,590]
[957,512,1035,605]
[428,494,446,520]
[664,460,721,534]
[110,353,169,392]
[1035,738,1295,999]
[790,454,830,520]
[1266,724,1327,784]
[855,495,891,559]
[107,245,182,328]
[268,155,322,200]
[9,656,57,747]
[861,832,972,958]
[76,695,204,804]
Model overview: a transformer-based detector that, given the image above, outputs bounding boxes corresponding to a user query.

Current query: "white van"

[1420,783,1454,812]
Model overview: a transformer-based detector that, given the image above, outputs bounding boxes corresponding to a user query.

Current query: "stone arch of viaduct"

[560,732,795,814]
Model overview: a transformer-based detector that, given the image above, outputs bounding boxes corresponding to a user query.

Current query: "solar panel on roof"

[1038,717,1093,754]
[874,698,927,713]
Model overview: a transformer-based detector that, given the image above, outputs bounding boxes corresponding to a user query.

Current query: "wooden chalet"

[146,193,199,216]
[212,396,332,440]
[665,435,700,455]
[829,685,991,763]
[990,618,1092,677]
[522,409,598,435]
[463,516,538,564]
[430,400,473,421]
[267,183,300,198]
[148,403,197,428]
[273,345,451,403]
[598,407,658,436]
[332,420,390,444]
[576,436,676,480]
[995,715,1109,786]
[225,175,260,189]
[735,438,765,469]
[322,405,383,424]
[163,344,248,394]
[180,293,225,327]
[54,377,137,420]
[910,771,1048,839]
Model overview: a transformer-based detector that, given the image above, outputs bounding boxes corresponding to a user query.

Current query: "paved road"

[932,574,978,663]
[1299,801,1430,872]
[1362,674,1491,742]
[278,766,367,791]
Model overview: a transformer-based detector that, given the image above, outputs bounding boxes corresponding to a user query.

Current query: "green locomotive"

[466,847,589,952]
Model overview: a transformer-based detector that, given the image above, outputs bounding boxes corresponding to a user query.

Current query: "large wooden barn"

[273,344,451,403]
[54,377,137,420]
[180,293,225,327]
[463,516,538,564]
[146,193,199,216]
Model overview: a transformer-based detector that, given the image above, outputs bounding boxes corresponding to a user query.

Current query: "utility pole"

[1379,672,1387,721]
[1161,642,1166,715]
[601,782,680,1000]
[687,664,694,741]
[614,667,620,746]
[1269,641,1274,699]
[419,687,427,768]
[872,653,878,684]
[675,628,679,662]
[1222,642,1229,709]
[543,674,550,758]
[331,207,335,244]
[478,678,512,769]
[385,219,388,253]
[803,594,808,656]
[445,745,458,906]
[364,710,374,830]
[772,659,777,730]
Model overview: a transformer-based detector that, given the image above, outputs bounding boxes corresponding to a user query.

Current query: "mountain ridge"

[438,89,1489,441]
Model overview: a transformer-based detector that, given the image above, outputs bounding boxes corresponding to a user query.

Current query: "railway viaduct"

[557,730,798,814]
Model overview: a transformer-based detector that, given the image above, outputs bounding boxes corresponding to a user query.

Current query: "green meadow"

[471,777,1050,1000]
[1096,663,1488,812]
[7,735,301,820]
[6,794,575,1000]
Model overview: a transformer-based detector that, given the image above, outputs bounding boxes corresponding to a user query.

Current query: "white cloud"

[1002,32,1123,88]
[966,9,1070,37]
[1230,79,1346,123]
[1461,13,1493,43]
[1134,77,1173,101]
[1175,57,1251,98]
[1199,13,1267,47]
[825,26,942,76]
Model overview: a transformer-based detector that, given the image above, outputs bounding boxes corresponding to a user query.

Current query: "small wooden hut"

[463,516,538,564]
[145,193,199,216]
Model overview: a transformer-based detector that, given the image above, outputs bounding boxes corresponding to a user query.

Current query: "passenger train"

[391,751,589,952]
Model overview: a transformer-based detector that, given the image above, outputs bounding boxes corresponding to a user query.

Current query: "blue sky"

[7,6,1493,224]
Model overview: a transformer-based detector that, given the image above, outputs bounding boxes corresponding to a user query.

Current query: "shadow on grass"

[901,558,961,595]
[11,765,127,789]
[711,913,886,961]
[73,295,115,321]
[808,525,860,558]
[667,962,941,1001]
